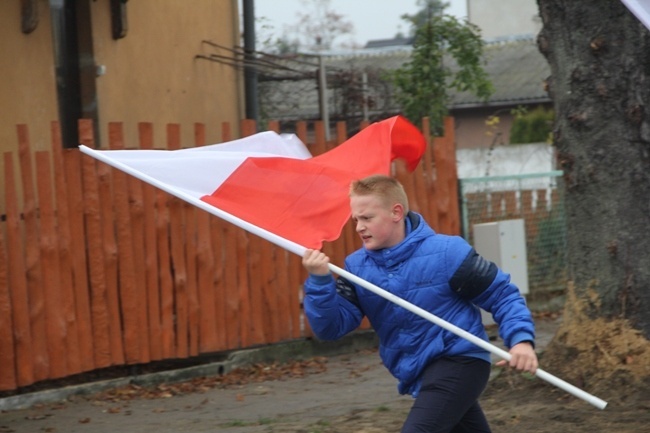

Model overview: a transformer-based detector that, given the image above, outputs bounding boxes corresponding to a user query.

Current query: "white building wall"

[467,0,542,41]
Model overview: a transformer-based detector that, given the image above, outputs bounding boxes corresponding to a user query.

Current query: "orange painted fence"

[0,116,460,392]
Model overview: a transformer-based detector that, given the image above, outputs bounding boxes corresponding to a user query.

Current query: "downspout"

[242,0,259,125]
[50,0,82,147]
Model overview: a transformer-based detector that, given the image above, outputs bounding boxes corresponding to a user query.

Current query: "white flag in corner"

[621,0,650,31]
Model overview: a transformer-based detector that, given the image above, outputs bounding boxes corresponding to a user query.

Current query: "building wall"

[89,0,244,148]
[0,0,243,154]
[467,0,542,41]
[0,1,59,154]
[451,106,515,149]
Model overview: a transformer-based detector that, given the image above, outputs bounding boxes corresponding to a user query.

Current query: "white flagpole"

[328,264,607,410]
[79,144,607,410]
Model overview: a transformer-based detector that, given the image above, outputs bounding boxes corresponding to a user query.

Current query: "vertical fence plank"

[335,121,347,144]
[220,125,240,348]
[184,123,204,356]
[408,119,431,218]
[287,253,304,339]
[95,143,124,366]
[17,125,49,381]
[210,217,227,350]
[166,124,189,358]
[235,119,254,347]
[274,248,292,341]
[138,122,163,361]
[108,122,143,364]
[241,119,256,137]
[295,121,307,144]
[260,239,280,343]
[35,151,67,378]
[80,140,112,368]
[129,177,151,361]
[193,124,219,353]
[154,127,175,359]
[3,153,34,387]
[80,119,113,369]
[443,117,460,235]
[312,121,327,155]
[420,118,440,231]
[63,149,95,372]
[50,123,82,375]
[0,218,16,390]
[119,130,151,364]
[248,235,271,346]
[185,203,200,357]
[267,120,279,133]
[236,230,250,348]
[260,241,280,343]
[221,121,232,142]
[432,134,452,234]
[156,181,175,358]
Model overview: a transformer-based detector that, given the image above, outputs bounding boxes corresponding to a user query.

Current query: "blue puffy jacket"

[303,212,535,396]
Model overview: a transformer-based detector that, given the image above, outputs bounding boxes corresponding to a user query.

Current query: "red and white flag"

[80,116,426,255]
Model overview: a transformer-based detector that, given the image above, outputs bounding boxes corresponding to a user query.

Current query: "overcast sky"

[251,0,468,48]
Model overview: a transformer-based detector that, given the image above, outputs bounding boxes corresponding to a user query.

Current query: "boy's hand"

[302,249,331,276]
[497,342,538,374]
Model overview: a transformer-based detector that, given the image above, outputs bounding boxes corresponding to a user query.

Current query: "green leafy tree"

[509,106,555,144]
[392,1,493,133]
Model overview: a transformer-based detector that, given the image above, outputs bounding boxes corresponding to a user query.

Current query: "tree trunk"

[536,0,650,391]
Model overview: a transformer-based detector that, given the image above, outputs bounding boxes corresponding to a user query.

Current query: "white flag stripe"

[621,0,650,30]
[79,143,309,257]
[92,131,312,199]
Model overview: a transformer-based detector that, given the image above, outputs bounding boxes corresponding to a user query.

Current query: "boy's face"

[350,194,405,250]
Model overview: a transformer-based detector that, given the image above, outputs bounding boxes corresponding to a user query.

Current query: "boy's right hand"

[302,249,331,276]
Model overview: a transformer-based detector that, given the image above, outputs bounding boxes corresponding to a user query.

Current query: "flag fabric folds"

[80,115,426,252]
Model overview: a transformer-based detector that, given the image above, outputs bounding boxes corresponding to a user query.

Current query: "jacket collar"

[364,212,434,266]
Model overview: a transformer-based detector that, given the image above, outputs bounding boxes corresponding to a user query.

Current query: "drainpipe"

[50,0,82,147]
[242,0,259,125]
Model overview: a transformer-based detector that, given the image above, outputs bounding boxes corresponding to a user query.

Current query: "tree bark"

[536,0,650,389]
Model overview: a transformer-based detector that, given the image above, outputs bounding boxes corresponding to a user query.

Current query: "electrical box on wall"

[473,219,529,325]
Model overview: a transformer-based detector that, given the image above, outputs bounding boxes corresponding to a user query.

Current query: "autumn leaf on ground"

[88,357,329,403]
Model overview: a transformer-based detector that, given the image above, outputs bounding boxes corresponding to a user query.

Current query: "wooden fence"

[0,116,460,392]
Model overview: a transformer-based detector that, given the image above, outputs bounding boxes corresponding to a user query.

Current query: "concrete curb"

[0,331,379,412]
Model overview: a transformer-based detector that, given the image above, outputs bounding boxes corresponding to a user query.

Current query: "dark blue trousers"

[401,356,492,433]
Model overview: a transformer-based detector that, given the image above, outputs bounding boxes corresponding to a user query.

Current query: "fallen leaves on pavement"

[92,356,329,403]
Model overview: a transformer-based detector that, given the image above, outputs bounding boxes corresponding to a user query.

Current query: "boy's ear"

[391,203,405,221]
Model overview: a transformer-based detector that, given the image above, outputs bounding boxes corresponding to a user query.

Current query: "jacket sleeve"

[447,238,535,348]
[303,274,364,341]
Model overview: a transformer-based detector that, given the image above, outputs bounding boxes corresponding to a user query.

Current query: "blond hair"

[349,174,409,212]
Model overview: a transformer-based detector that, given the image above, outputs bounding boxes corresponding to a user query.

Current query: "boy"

[302,174,537,433]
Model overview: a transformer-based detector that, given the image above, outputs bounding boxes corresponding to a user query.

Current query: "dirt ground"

[0,315,648,433]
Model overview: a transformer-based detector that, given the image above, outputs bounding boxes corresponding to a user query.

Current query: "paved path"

[0,317,560,433]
